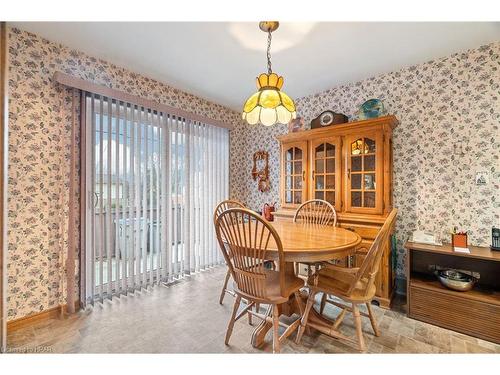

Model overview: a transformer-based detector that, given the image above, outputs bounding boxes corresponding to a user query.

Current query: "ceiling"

[12,22,500,111]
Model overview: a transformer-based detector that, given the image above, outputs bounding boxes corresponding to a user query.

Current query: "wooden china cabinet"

[274,115,398,308]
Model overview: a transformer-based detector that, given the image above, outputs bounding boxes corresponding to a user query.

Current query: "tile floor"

[6,266,500,353]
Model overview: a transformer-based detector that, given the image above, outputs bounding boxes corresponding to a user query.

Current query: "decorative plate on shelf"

[288,117,305,133]
[358,99,386,120]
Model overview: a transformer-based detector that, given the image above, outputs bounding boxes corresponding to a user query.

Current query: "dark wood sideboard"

[405,241,500,344]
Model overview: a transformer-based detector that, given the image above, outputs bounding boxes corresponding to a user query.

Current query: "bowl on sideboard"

[436,269,477,292]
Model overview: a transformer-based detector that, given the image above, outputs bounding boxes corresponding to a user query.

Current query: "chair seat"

[314,266,376,303]
[233,269,304,304]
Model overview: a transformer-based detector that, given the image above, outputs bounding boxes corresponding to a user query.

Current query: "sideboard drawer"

[409,285,500,344]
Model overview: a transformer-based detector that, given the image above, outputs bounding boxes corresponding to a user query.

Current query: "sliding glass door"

[83,93,229,304]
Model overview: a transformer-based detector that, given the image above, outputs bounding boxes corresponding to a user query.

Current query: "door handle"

[347,168,351,179]
[312,170,315,180]
[302,170,305,181]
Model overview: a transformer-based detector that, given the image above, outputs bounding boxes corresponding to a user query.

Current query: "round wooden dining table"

[243,219,362,348]
[261,220,362,263]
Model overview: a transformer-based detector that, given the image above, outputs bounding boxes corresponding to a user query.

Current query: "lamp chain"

[267,30,272,74]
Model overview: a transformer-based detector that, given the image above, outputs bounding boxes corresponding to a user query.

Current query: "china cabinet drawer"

[353,240,372,267]
[340,223,379,240]
[357,239,373,252]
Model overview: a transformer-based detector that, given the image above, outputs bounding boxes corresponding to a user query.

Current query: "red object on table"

[263,203,275,221]
[452,233,468,248]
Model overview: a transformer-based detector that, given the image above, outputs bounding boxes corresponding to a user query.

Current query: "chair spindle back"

[215,208,286,300]
[293,199,337,226]
[347,208,397,296]
[213,199,245,225]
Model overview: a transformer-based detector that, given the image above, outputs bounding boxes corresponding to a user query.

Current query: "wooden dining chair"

[293,199,337,277]
[214,208,304,353]
[213,199,246,305]
[295,208,397,352]
[293,199,337,226]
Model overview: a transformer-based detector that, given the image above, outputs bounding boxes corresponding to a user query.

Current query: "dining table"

[236,219,362,348]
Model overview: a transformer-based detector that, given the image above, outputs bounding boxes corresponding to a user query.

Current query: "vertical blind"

[83,93,229,305]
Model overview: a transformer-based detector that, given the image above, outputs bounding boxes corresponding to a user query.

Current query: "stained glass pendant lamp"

[242,21,297,126]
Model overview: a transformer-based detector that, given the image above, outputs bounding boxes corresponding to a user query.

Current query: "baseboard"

[7,302,80,332]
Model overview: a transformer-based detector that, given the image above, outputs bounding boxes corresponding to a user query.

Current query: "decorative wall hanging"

[252,151,270,192]
[310,110,348,129]
[242,21,297,126]
[357,98,386,120]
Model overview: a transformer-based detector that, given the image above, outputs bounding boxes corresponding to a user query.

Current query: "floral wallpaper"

[7,27,240,321]
[230,42,500,282]
[6,25,499,321]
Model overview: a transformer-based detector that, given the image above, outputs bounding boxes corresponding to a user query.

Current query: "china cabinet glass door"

[345,132,383,214]
[281,141,307,207]
[309,137,341,211]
